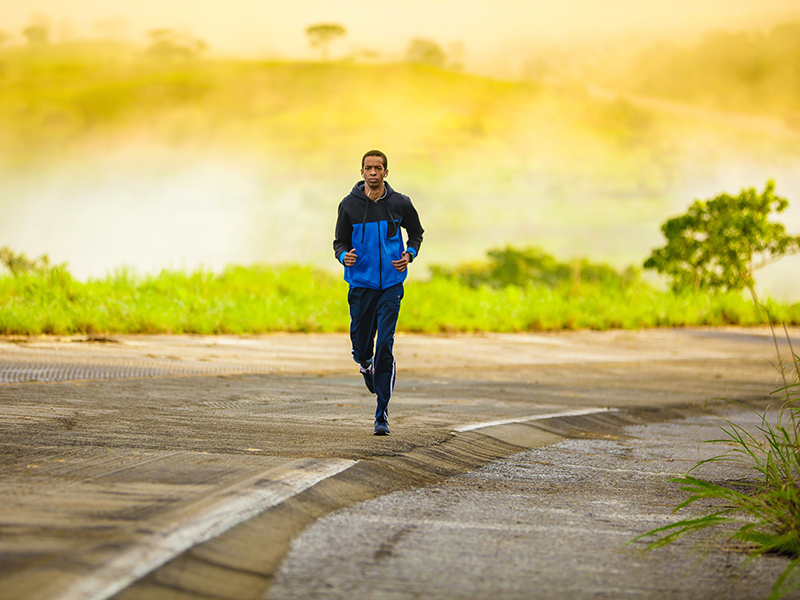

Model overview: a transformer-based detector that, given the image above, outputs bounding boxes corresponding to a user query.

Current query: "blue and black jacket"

[333,181,424,290]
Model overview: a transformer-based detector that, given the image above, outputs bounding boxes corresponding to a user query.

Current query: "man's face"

[361,156,388,190]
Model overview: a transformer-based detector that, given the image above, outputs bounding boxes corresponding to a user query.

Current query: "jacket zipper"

[378,203,383,289]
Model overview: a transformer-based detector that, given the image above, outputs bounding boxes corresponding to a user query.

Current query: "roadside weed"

[633,329,800,599]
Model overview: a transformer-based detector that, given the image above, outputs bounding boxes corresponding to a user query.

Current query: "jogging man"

[333,150,424,435]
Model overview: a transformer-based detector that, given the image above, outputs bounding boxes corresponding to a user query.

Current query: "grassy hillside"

[0,41,663,175]
[612,21,800,122]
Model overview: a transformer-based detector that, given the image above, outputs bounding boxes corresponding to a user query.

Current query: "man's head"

[362,150,388,170]
[361,150,389,193]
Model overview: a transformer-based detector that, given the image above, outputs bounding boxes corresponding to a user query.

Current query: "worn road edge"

[109,396,772,600]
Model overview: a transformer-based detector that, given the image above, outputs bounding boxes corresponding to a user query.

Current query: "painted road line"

[452,407,617,433]
[54,457,357,600]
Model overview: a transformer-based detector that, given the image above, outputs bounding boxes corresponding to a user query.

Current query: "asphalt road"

[270,409,798,600]
[0,327,797,600]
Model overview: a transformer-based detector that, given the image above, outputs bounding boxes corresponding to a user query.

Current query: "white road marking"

[452,407,616,432]
[54,458,356,600]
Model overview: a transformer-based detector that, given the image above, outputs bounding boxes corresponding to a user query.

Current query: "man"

[333,150,424,436]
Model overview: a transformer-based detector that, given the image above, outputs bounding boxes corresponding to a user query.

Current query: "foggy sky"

[2,0,798,60]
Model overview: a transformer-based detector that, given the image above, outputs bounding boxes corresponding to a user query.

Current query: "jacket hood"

[351,180,394,202]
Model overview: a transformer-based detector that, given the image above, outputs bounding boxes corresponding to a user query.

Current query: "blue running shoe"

[373,419,390,436]
[360,363,375,394]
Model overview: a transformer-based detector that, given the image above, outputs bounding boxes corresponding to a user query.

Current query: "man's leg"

[348,287,379,393]
[373,283,404,428]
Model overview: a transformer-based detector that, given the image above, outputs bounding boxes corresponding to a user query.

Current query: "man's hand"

[392,252,411,272]
[343,249,357,267]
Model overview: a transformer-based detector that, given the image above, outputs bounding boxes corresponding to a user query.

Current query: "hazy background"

[3,0,799,65]
[1,0,799,297]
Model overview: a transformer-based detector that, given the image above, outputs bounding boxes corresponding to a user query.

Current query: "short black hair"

[362,149,388,169]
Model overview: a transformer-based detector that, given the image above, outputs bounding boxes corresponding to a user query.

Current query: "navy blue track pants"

[348,282,404,423]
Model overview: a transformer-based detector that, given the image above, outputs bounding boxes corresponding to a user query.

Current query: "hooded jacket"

[333,181,424,290]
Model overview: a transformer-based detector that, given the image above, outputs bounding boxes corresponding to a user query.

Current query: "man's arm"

[401,198,424,258]
[333,202,353,264]
[392,198,423,272]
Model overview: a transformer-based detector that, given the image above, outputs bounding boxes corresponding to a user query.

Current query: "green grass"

[0,265,346,335]
[1,263,798,336]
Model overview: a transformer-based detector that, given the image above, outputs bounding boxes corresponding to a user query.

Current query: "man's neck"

[365,182,385,202]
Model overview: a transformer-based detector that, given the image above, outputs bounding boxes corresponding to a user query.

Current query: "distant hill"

[4,27,798,169]
[618,21,800,124]
[0,41,659,175]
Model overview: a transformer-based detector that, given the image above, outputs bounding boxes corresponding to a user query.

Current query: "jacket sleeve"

[401,198,424,258]
[333,201,352,263]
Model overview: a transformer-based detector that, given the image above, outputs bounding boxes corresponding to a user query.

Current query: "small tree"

[0,247,52,276]
[644,180,800,302]
[146,29,208,61]
[305,23,346,60]
[23,24,49,45]
[430,246,631,290]
[405,38,446,68]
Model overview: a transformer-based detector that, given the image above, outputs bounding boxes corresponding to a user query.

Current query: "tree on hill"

[305,23,346,60]
[406,38,446,68]
[146,29,208,61]
[23,16,51,45]
[644,180,800,302]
